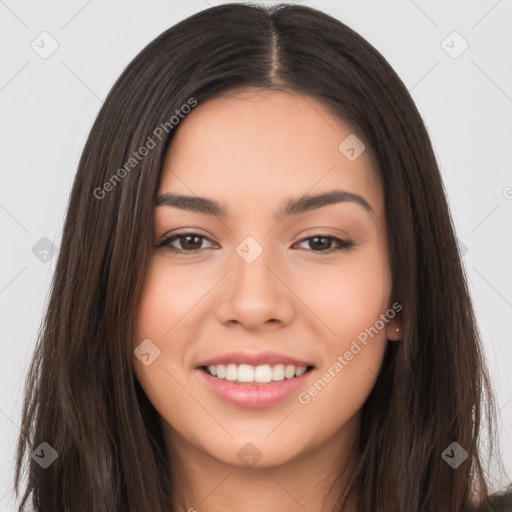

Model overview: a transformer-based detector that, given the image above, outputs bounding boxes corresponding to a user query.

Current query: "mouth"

[198,363,316,385]
[196,363,316,408]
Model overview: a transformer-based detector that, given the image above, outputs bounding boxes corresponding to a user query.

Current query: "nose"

[214,240,295,331]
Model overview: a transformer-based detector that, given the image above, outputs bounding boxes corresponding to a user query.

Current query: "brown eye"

[294,235,355,253]
[156,232,355,255]
[156,232,215,253]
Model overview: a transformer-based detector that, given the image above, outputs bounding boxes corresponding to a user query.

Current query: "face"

[134,87,401,471]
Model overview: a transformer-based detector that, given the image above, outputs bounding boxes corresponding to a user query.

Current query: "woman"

[14,3,512,511]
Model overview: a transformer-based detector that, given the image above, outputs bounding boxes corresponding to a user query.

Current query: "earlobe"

[386,323,402,341]
[384,300,402,341]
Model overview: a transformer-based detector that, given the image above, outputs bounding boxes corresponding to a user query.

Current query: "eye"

[294,234,355,253]
[156,232,216,253]
[156,231,355,254]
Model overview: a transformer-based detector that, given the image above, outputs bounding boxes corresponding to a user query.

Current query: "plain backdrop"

[1,0,511,509]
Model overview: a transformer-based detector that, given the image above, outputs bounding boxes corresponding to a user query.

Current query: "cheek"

[298,291,390,435]
[293,247,392,343]
[133,262,192,409]
[135,258,210,342]
[292,248,391,418]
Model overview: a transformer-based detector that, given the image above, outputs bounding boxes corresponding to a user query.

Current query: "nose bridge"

[231,233,278,290]
[235,234,267,266]
[213,231,292,327]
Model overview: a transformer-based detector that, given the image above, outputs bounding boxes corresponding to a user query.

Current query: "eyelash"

[156,231,355,254]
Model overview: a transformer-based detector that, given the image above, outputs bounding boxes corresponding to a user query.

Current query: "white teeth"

[285,365,295,379]
[254,364,272,383]
[272,364,285,381]
[237,364,254,383]
[204,363,310,383]
[295,366,307,377]
[216,364,226,379]
[225,363,238,381]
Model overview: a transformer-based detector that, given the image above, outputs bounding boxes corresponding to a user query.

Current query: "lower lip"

[196,367,315,409]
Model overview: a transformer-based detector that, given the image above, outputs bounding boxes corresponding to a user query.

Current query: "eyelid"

[156,230,356,254]
[156,230,217,250]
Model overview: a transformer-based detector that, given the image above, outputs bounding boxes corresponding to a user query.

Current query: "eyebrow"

[155,189,374,219]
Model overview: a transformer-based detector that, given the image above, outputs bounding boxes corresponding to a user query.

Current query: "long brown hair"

[14,3,509,511]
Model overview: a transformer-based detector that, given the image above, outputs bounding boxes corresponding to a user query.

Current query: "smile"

[202,363,313,384]
[196,364,316,408]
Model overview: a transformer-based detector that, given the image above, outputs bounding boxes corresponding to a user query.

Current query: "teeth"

[204,363,310,383]
[226,363,238,381]
[295,366,307,377]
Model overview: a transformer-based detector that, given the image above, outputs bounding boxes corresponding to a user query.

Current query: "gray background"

[1,0,511,509]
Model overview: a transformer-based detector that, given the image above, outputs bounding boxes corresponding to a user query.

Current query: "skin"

[134,87,401,512]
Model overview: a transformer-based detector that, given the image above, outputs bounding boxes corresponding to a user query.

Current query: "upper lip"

[196,351,315,368]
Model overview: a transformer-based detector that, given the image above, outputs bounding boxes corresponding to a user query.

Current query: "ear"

[386,322,402,341]
[385,312,402,341]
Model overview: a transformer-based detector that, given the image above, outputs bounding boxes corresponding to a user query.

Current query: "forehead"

[158,88,383,217]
